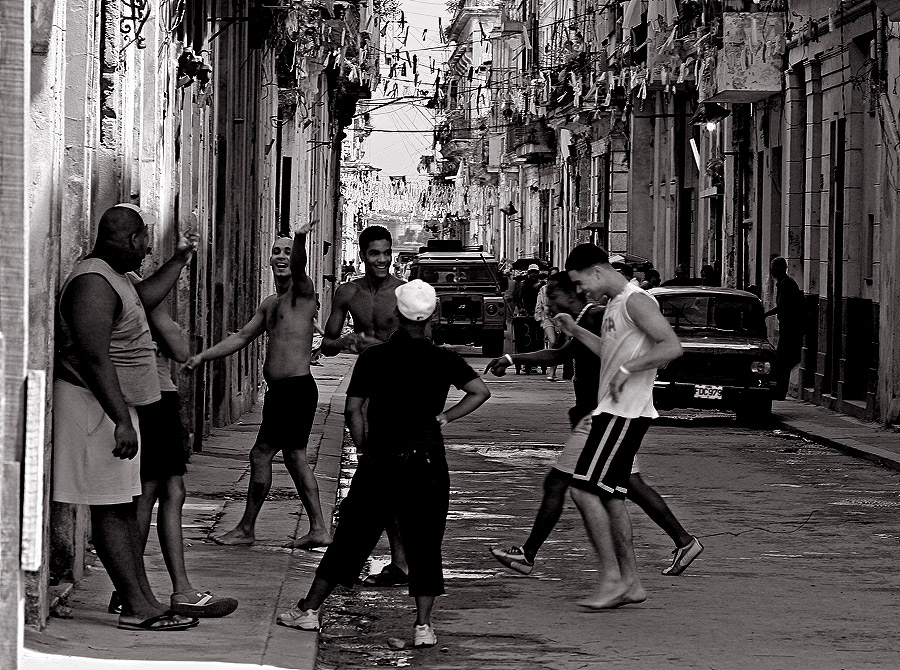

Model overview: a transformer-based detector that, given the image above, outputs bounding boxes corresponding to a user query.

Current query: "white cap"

[395,279,436,321]
[527,263,540,271]
[112,203,143,215]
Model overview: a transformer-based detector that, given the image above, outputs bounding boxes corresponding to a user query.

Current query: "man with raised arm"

[53,203,199,631]
[183,220,330,550]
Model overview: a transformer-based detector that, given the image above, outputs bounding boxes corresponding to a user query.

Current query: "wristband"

[618,365,631,376]
[503,354,514,366]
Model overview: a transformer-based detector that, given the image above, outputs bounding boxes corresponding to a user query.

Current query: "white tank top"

[57,258,161,406]
[593,282,658,419]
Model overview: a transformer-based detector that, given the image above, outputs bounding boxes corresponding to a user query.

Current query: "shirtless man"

[321,225,405,356]
[320,225,409,585]
[183,221,330,549]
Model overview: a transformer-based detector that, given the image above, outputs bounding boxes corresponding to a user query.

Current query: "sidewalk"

[773,397,900,471]
[23,353,357,670]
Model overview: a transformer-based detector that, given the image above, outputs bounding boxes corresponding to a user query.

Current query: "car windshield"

[657,294,766,336]
[412,264,497,284]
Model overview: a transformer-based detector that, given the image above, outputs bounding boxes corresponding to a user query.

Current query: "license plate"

[693,384,723,400]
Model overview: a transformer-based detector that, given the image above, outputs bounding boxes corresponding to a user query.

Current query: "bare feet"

[576,582,637,610]
[620,584,647,605]
[282,531,332,550]
[212,528,255,546]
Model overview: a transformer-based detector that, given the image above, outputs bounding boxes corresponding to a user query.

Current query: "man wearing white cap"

[277,280,491,649]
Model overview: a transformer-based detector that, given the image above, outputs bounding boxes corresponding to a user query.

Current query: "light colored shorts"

[555,414,642,476]
[52,380,142,505]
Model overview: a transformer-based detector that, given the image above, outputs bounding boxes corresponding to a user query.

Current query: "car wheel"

[735,398,773,427]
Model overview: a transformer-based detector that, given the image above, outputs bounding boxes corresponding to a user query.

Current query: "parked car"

[649,287,777,424]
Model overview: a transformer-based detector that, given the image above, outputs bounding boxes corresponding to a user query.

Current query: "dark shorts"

[257,375,318,449]
[569,413,651,499]
[137,391,187,483]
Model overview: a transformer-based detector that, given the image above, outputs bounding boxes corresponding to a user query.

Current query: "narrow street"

[316,350,900,670]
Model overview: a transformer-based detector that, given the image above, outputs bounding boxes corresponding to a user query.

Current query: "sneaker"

[276,603,321,631]
[414,623,437,647]
[662,537,703,576]
[490,545,534,575]
[170,590,239,618]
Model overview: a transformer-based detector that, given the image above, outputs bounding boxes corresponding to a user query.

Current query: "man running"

[487,272,702,577]
[319,225,409,586]
[183,221,330,550]
[554,244,683,609]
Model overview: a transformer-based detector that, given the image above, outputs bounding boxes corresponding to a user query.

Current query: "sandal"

[362,564,409,587]
[117,611,199,631]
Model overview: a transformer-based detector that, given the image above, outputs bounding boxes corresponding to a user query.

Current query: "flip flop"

[118,611,199,631]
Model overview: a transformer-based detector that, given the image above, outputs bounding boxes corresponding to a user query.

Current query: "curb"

[774,418,900,472]
[263,358,354,670]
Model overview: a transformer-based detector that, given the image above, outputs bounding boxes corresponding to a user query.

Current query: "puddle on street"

[829,497,900,508]
[447,509,515,520]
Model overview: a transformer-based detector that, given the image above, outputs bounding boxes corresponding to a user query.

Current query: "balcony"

[505,119,555,164]
[706,12,785,103]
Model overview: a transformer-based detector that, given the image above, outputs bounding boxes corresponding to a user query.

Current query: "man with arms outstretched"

[184,221,330,550]
[553,244,682,609]
[319,225,410,586]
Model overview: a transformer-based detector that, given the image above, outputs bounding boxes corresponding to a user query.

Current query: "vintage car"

[407,240,508,357]
[649,286,777,424]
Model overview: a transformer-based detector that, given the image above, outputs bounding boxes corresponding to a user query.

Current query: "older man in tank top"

[554,244,683,610]
[53,204,199,631]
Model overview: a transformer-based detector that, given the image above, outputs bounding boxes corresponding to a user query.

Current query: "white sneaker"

[276,604,320,631]
[413,623,437,647]
[662,537,703,576]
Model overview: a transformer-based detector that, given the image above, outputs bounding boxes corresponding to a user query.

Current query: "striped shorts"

[564,413,651,498]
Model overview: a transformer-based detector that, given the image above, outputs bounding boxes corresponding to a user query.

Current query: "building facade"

[434,0,900,425]
[2,0,375,664]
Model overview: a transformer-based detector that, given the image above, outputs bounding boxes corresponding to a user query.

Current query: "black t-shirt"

[569,306,604,422]
[346,329,479,455]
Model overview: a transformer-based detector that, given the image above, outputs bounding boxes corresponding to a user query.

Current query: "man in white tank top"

[554,244,683,609]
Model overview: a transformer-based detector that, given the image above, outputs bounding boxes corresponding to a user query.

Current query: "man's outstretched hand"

[484,357,510,376]
[181,354,204,373]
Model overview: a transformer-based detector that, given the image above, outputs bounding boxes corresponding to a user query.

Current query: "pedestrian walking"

[277,280,491,648]
[53,204,199,631]
[552,243,683,609]
[534,268,560,381]
[319,225,410,586]
[764,256,804,400]
[183,220,331,550]
[486,272,702,578]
